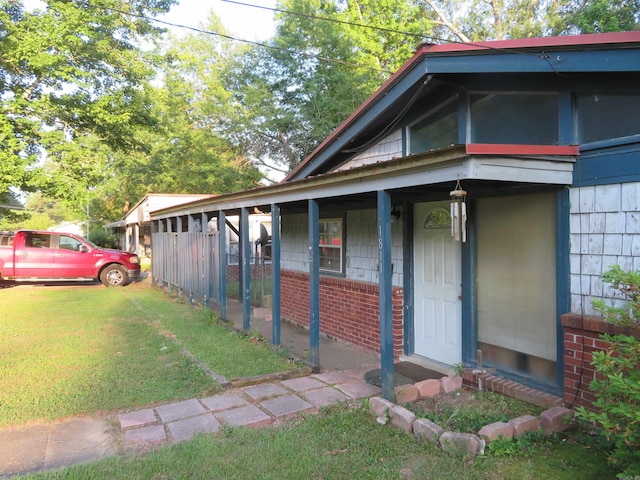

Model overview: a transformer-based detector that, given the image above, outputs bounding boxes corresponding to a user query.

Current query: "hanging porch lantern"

[450,180,467,242]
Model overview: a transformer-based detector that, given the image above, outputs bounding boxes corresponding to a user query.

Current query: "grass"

[21,403,614,480]
[405,390,545,433]
[0,281,617,479]
[0,282,297,427]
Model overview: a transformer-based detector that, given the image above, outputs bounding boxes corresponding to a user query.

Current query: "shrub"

[88,228,119,248]
[576,265,640,477]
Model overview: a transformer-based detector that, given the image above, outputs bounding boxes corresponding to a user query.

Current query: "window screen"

[476,192,557,382]
[409,98,458,154]
[470,93,559,145]
[577,94,640,144]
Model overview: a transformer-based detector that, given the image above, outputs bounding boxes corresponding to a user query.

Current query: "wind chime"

[450,179,467,242]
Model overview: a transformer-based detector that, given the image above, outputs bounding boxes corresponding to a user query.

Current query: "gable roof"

[285,31,640,182]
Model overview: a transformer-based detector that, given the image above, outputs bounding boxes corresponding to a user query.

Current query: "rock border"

[369,376,575,457]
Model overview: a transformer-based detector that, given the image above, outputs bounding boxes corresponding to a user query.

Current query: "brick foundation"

[561,313,640,410]
[280,270,403,358]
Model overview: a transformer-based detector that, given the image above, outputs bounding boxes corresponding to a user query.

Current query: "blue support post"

[308,199,320,367]
[271,204,281,346]
[241,207,251,331]
[219,210,227,320]
[377,190,395,402]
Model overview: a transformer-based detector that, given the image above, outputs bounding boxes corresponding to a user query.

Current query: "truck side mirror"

[79,245,90,253]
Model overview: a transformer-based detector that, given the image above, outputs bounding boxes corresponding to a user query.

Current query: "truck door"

[14,232,54,278]
[51,234,95,278]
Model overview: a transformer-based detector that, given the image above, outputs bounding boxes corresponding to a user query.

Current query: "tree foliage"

[0,0,174,216]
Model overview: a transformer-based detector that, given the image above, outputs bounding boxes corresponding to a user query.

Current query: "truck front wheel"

[100,265,128,287]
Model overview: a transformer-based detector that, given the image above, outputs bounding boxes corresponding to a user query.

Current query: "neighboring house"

[105,194,215,257]
[149,31,640,402]
[48,221,85,237]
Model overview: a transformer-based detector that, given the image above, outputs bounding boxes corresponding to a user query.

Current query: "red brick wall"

[561,313,640,410]
[280,269,404,358]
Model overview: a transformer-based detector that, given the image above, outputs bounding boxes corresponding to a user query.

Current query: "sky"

[158,0,277,41]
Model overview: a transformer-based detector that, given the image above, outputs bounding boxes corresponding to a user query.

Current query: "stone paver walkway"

[119,367,381,446]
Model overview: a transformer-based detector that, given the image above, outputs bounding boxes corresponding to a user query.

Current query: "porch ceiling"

[151,146,575,220]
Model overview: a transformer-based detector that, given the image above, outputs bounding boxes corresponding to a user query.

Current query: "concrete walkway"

[119,368,380,446]
[0,297,382,478]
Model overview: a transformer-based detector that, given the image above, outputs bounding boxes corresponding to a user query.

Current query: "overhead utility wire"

[221,0,430,40]
[85,2,394,74]
[221,0,563,73]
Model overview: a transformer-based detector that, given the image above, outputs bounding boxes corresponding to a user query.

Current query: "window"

[476,192,557,383]
[577,94,640,144]
[424,207,451,229]
[319,218,343,273]
[470,92,559,145]
[409,97,459,154]
[25,233,51,248]
[59,235,83,251]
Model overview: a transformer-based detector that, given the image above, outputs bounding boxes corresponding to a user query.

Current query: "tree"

[0,0,176,216]
[89,13,264,217]
[224,0,437,174]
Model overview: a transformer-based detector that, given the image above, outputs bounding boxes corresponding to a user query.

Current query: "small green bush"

[88,228,119,248]
[577,265,640,477]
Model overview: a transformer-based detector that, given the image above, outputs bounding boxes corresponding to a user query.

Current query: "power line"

[221,0,433,41]
[85,2,395,74]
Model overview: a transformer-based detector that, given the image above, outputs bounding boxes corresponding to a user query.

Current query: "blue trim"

[556,189,570,389]
[425,49,640,74]
[290,60,429,180]
[573,140,640,186]
[558,91,574,145]
[402,201,414,356]
[308,200,320,367]
[461,200,476,363]
[219,211,227,320]
[458,93,467,144]
[271,204,281,346]
[377,190,395,402]
[240,207,251,331]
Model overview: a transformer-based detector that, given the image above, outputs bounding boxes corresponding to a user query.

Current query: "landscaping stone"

[302,386,350,408]
[200,394,248,412]
[281,376,326,392]
[478,421,513,443]
[335,380,382,399]
[215,405,272,428]
[415,379,441,398]
[243,383,288,400]
[412,418,444,443]
[369,397,395,417]
[156,399,206,424]
[509,415,541,437]
[125,425,166,444]
[166,414,221,442]
[389,405,416,433]
[260,395,315,419]
[439,432,484,457]
[540,406,574,434]
[118,409,156,429]
[440,375,463,394]
[394,384,419,404]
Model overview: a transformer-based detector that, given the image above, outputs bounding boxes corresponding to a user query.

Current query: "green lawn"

[0,282,297,427]
[0,282,616,479]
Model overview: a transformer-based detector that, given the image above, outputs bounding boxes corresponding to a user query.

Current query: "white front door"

[414,202,462,365]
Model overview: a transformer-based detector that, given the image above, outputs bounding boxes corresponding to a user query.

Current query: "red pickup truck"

[0,230,140,286]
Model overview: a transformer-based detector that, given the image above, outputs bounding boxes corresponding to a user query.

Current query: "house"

[48,221,85,237]
[105,194,215,257]
[149,31,640,404]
